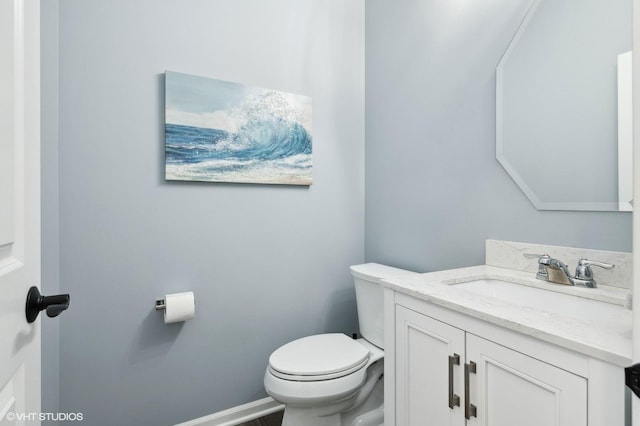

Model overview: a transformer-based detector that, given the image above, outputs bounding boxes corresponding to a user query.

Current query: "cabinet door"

[396,306,465,426]
[465,334,587,426]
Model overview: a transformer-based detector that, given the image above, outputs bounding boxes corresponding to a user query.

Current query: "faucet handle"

[575,258,614,280]
[578,259,615,270]
[523,253,547,259]
[523,253,550,280]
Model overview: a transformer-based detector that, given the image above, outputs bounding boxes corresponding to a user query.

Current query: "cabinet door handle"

[465,361,477,419]
[448,354,460,409]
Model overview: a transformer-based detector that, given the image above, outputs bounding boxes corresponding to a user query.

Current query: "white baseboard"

[175,397,284,426]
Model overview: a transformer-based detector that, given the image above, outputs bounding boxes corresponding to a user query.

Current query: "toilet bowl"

[264,334,384,426]
[264,264,417,426]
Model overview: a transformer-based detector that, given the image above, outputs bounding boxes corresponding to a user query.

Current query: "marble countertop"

[382,265,632,367]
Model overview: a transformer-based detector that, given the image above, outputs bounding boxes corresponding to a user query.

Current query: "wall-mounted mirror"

[496,0,632,211]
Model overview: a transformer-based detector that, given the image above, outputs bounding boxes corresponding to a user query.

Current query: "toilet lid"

[269,333,370,379]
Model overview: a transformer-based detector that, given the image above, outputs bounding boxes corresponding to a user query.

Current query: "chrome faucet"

[523,254,614,288]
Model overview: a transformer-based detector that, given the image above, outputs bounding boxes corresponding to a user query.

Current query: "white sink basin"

[452,278,625,321]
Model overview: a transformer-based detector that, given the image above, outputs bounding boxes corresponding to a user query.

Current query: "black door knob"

[25,286,70,323]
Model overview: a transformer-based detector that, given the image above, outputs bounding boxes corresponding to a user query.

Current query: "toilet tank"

[350,263,418,349]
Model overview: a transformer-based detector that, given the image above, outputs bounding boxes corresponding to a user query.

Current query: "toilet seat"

[268,334,371,382]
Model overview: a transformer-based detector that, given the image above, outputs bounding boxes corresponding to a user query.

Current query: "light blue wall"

[365,0,632,272]
[51,1,364,424]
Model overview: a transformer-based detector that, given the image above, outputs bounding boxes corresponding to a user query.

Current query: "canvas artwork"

[165,71,313,185]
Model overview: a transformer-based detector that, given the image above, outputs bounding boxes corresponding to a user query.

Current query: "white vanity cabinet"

[395,305,586,425]
[385,291,626,426]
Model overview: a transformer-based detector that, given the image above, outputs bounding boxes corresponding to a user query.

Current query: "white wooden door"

[395,306,465,426]
[0,0,41,424]
[466,334,587,426]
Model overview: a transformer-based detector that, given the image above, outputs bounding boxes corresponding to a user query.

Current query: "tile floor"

[237,410,283,426]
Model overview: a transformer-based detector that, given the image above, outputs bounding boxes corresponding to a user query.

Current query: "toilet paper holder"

[154,292,195,323]
[155,299,166,310]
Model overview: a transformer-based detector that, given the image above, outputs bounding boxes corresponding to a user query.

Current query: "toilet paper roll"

[164,292,195,323]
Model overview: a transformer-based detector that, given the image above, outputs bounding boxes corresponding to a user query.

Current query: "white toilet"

[264,263,417,426]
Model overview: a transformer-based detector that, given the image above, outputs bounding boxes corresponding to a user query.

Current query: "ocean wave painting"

[165,71,313,185]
